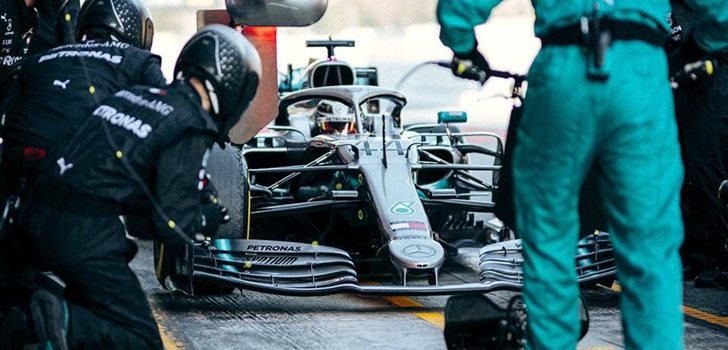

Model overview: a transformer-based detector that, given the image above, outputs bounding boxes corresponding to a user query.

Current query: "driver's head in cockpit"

[315,101,357,135]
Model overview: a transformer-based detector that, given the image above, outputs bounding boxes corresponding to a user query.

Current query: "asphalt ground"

[130,239,728,350]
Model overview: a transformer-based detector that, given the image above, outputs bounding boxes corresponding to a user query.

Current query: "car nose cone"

[403,244,437,258]
[389,239,445,269]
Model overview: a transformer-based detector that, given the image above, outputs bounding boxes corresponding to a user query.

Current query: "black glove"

[451,44,491,84]
[199,176,230,237]
[670,59,718,89]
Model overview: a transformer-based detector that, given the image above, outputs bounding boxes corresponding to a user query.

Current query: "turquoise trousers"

[513,41,684,350]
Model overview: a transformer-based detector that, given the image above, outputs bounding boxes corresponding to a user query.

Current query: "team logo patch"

[92,105,152,138]
[53,79,70,89]
[56,157,74,175]
[389,201,415,215]
[402,244,436,258]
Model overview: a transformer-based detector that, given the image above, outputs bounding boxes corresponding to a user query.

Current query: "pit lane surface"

[130,240,728,349]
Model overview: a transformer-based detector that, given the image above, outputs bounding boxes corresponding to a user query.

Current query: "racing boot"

[30,290,69,350]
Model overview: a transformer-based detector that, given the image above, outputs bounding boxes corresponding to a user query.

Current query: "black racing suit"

[25,0,80,55]
[668,0,728,273]
[0,1,82,332]
[5,40,165,154]
[1,0,35,117]
[1,39,165,202]
[0,40,164,314]
[1,0,34,81]
[13,81,218,349]
[1,0,80,113]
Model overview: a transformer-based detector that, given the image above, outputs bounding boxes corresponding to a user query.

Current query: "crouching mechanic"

[3,0,164,193]
[12,24,260,349]
[0,0,163,343]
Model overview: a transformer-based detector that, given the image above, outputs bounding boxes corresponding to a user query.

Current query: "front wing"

[183,236,616,296]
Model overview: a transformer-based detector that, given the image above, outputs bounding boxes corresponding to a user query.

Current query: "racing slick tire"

[152,144,249,295]
[152,240,236,295]
[152,239,177,289]
[206,143,250,239]
[192,143,249,294]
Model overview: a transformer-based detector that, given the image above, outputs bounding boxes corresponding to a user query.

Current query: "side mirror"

[438,111,467,124]
[226,0,328,27]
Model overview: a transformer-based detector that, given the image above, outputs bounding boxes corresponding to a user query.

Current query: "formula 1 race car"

[154,84,616,296]
[277,39,380,93]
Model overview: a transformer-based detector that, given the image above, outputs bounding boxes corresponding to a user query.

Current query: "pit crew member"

[438,0,728,349]
[10,24,260,349]
[667,0,728,288]
[2,0,164,194]
[0,1,163,336]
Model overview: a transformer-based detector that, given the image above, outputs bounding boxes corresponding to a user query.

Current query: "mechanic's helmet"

[77,0,155,50]
[174,24,261,143]
[315,101,357,135]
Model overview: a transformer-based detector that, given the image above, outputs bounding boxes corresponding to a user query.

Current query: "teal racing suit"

[438,1,728,349]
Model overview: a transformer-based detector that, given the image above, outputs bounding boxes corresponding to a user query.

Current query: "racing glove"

[670,59,718,89]
[199,176,231,238]
[450,44,491,84]
[669,31,720,89]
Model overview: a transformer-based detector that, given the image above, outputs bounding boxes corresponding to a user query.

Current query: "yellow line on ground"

[683,306,728,329]
[609,280,621,292]
[414,312,446,329]
[383,295,446,329]
[603,281,728,329]
[147,297,185,350]
[385,295,425,308]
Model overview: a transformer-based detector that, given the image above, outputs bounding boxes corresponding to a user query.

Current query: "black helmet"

[77,0,155,50]
[174,24,261,142]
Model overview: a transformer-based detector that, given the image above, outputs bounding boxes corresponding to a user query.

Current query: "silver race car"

[153,85,616,296]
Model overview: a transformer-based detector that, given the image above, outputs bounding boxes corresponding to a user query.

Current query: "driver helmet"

[315,101,357,135]
[77,0,155,50]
